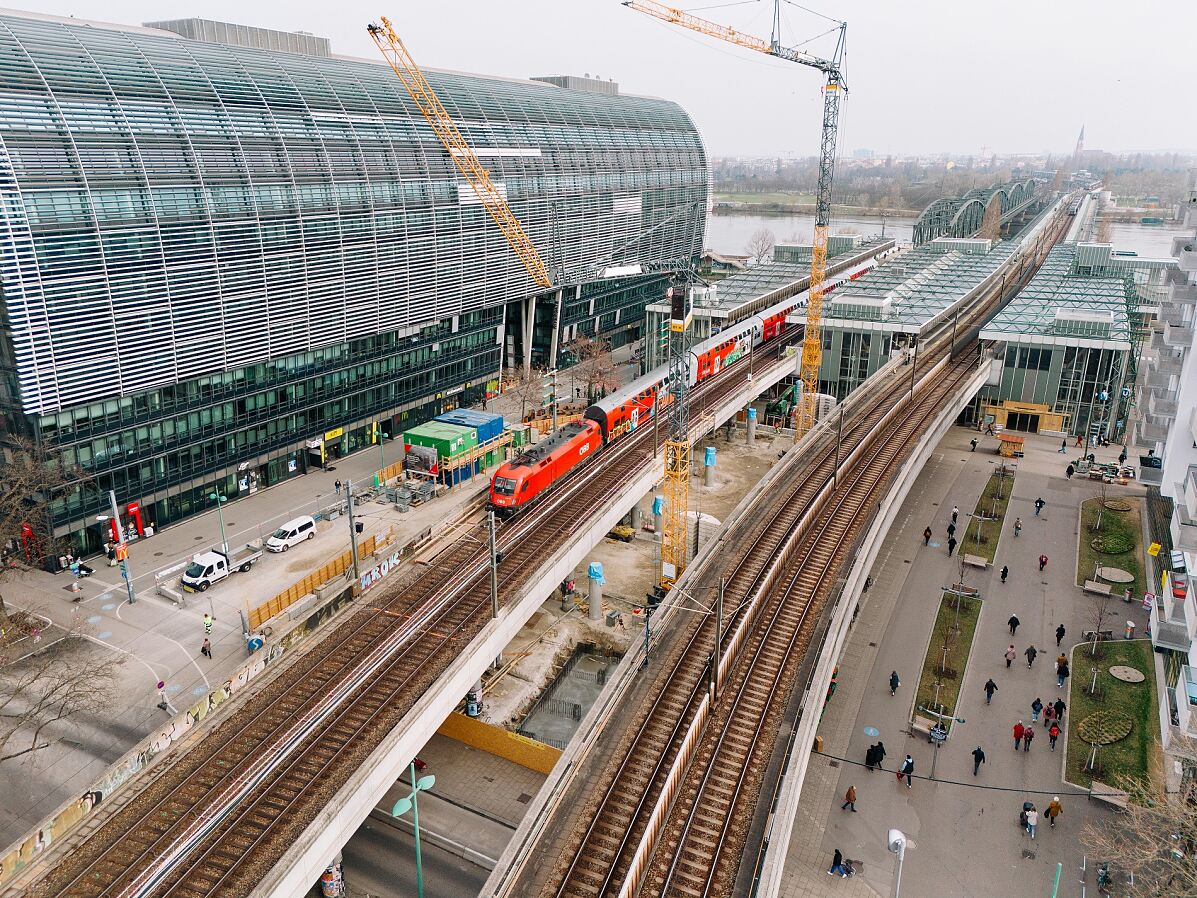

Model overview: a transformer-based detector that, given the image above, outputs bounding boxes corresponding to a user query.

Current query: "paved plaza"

[779,427,1144,897]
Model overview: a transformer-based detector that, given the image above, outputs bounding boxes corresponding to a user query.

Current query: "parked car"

[266,515,317,552]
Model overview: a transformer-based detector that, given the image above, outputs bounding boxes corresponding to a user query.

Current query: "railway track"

[525,201,1077,898]
[19,329,797,898]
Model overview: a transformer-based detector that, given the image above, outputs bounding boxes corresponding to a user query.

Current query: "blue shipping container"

[436,410,505,471]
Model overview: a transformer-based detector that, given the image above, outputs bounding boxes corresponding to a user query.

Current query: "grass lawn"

[957,466,1015,564]
[913,591,982,732]
[1075,497,1148,601]
[1064,639,1159,790]
[713,191,816,205]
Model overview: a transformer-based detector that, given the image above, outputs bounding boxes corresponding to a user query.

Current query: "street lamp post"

[392,762,436,898]
[208,491,229,555]
[97,489,136,605]
[887,829,907,898]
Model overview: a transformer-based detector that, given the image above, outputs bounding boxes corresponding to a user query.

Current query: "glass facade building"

[0,12,707,549]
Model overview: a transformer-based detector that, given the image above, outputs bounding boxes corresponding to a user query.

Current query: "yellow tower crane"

[367,17,553,292]
[624,1,847,437]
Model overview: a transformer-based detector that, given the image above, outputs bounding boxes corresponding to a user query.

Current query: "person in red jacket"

[1013,721,1025,750]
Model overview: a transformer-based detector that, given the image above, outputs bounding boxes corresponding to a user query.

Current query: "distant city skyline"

[12,0,1195,157]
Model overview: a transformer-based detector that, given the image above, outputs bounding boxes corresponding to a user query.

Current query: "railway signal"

[542,368,559,430]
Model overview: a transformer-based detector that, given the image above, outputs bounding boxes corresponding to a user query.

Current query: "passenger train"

[489,255,887,513]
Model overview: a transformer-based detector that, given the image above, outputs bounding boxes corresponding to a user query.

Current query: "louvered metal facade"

[0,12,707,546]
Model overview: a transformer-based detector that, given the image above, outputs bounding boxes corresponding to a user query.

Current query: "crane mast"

[624,1,846,437]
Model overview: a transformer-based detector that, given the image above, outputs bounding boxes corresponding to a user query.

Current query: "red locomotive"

[489,420,602,513]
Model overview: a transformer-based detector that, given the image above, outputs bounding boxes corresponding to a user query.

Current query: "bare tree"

[1081,755,1197,897]
[1088,591,1116,659]
[0,630,123,763]
[501,369,546,422]
[567,335,619,402]
[745,228,776,264]
[980,194,1002,241]
[0,437,80,619]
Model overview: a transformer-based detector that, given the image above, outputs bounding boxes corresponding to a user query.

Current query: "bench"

[1082,629,1115,642]
[910,715,937,739]
[1083,580,1112,596]
[962,554,988,569]
[1088,780,1129,809]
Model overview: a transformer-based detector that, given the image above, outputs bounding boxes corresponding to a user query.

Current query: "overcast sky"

[13,0,1196,158]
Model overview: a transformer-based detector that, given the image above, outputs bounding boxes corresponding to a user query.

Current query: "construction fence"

[247,527,393,631]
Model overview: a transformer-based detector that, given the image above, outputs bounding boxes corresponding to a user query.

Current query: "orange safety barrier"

[247,528,392,630]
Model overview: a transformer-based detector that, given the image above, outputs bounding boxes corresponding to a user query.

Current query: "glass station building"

[0,13,707,550]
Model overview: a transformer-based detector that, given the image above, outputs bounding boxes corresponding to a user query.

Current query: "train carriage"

[489,420,602,513]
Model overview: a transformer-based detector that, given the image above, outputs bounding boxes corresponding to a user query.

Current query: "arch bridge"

[913,178,1043,245]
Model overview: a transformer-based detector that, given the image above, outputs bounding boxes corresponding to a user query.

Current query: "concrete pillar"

[521,295,537,377]
[588,561,603,622]
[629,503,643,531]
[746,406,758,444]
[703,445,716,486]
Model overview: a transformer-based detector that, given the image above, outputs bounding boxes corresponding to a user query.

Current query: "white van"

[266,515,317,552]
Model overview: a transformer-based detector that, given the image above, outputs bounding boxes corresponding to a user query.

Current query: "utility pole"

[714,577,724,700]
[108,490,136,605]
[832,405,845,489]
[488,509,503,669]
[909,338,919,399]
[346,480,361,581]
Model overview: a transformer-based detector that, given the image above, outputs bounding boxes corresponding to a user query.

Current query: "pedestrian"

[1066,463,1075,479]
[828,848,849,877]
[1043,703,1056,728]
[946,521,956,538]
[335,479,342,494]
[923,526,932,546]
[971,745,986,776]
[865,744,878,771]
[1055,623,1066,647]
[200,638,212,659]
[1008,614,1020,636]
[951,505,959,524]
[1000,564,1009,584]
[1026,806,1039,838]
[984,677,998,704]
[1034,497,1045,516]
[1013,721,1025,750]
[1049,723,1061,751]
[898,755,914,789]
[1059,439,1067,453]
[1039,553,1049,572]
[203,613,214,636]
[1031,697,1043,722]
[947,536,957,555]
[1056,652,1067,669]
[1053,698,1066,722]
[1005,645,1017,668]
[1046,796,1063,826]
[1075,433,1083,447]
[1022,724,1035,752]
[873,741,886,771]
[1056,660,1070,689]
[1118,449,1128,465]
[1014,517,1022,537]
[971,438,978,452]
[841,785,857,812]
[889,671,900,696]
[1025,644,1038,667]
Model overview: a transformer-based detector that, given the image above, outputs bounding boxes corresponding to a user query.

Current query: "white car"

[266,515,316,552]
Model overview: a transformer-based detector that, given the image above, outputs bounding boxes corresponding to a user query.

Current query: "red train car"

[489,419,602,513]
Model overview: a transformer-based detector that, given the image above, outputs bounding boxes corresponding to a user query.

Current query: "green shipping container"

[403,422,479,485]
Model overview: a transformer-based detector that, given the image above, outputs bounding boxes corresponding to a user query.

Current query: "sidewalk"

[780,427,1138,897]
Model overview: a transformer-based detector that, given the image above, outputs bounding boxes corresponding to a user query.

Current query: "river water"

[705,211,915,256]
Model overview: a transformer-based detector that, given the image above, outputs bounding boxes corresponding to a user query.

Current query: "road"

[334,817,488,898]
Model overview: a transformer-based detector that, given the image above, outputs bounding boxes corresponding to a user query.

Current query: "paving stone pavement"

[778,427,1137,898]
